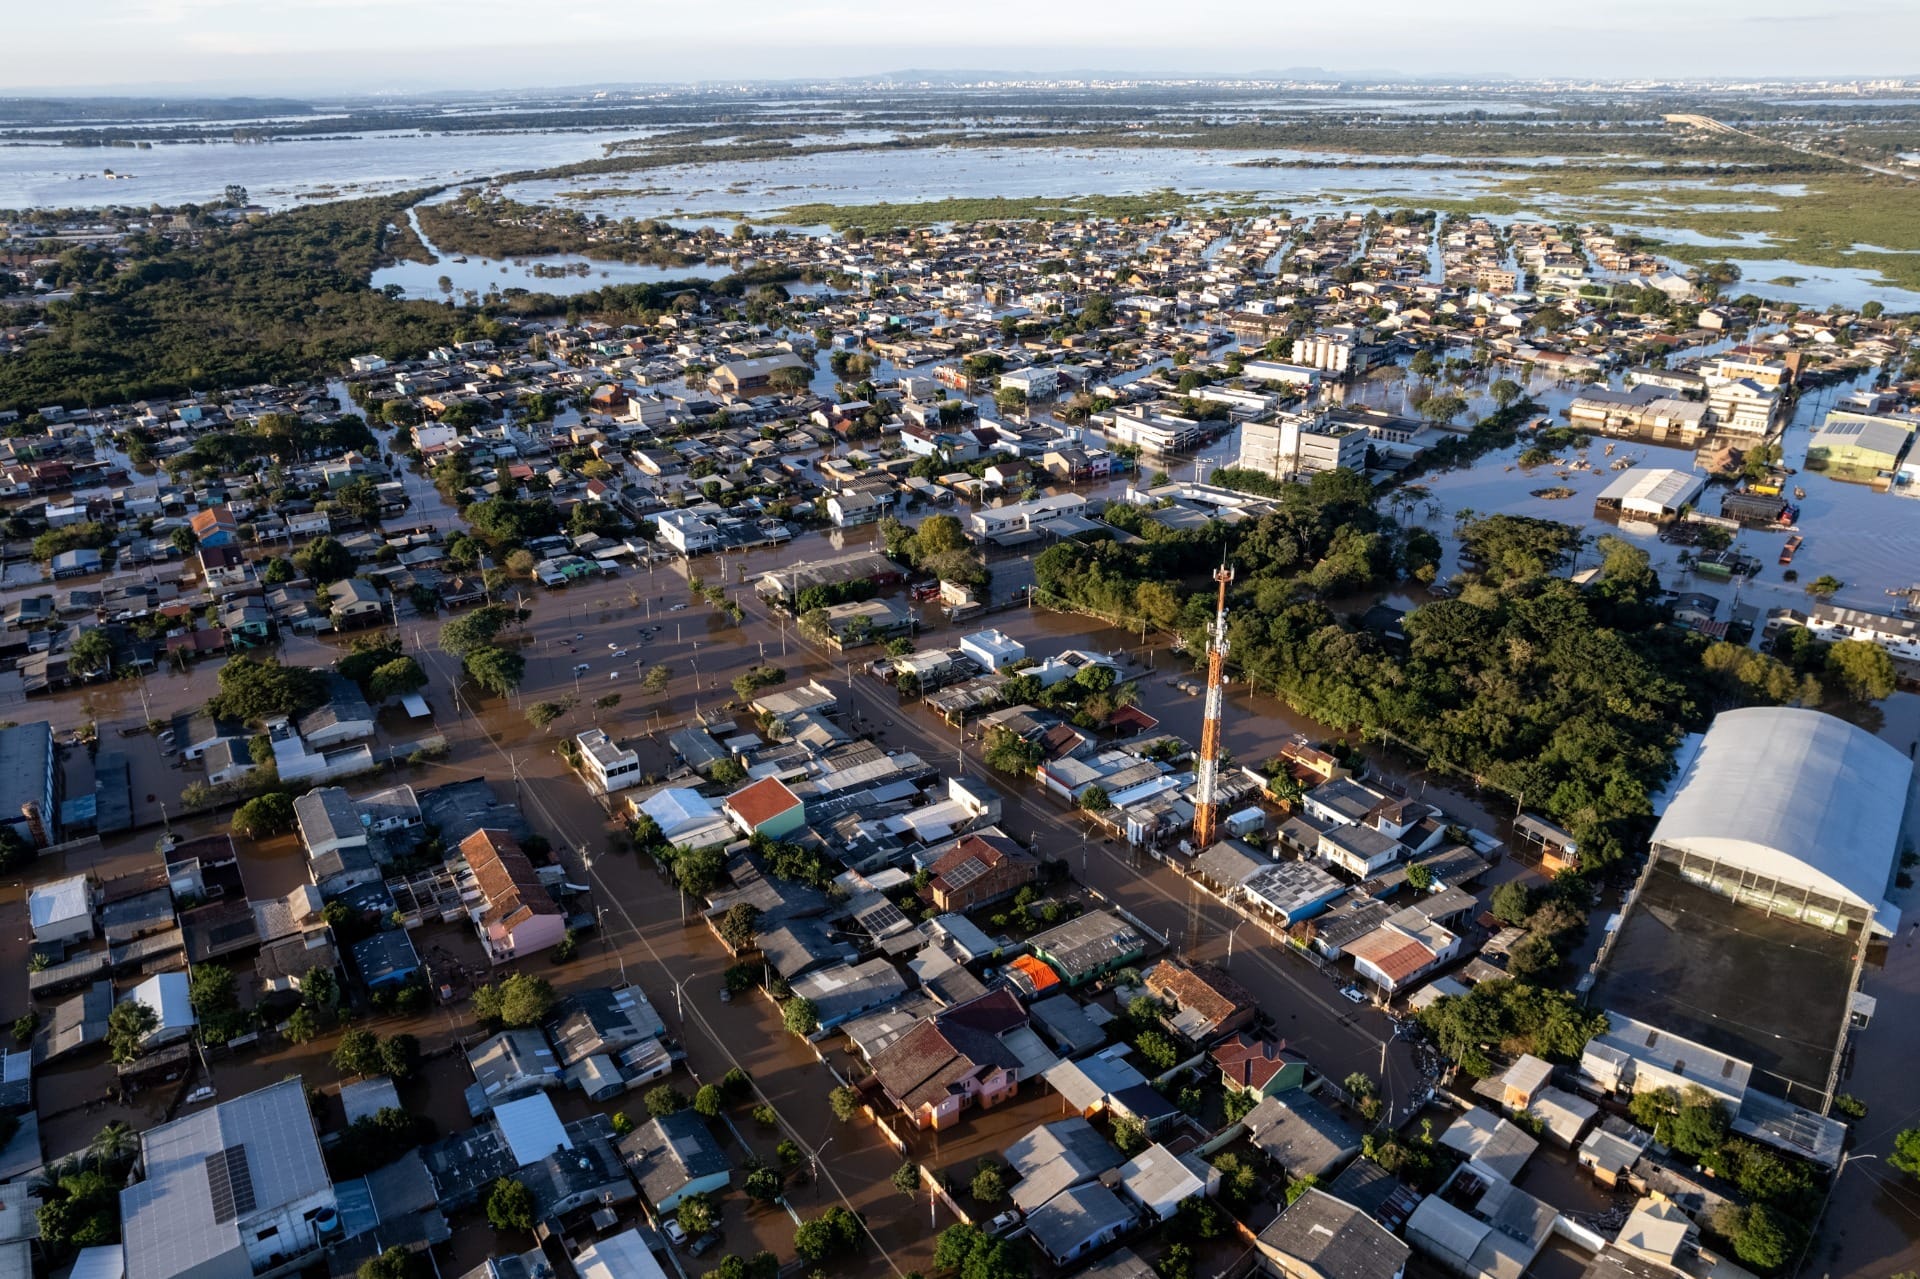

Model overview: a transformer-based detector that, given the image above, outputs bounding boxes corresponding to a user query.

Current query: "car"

[688,1232,720,1258]
[662,1220,687,1248]
[670,602,688,612]
[607,642,621,651]
[1340,986,1366,1005]
[719,986,733,1002]
[574,632,586,641]
[573,663,591,675]
[987,1211,1022,1237]
[611,647,629,657]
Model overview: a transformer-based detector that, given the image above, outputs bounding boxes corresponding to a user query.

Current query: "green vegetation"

[332,1108,437,1179]
[0,194,468,411]
[206,655,329,723]
[1417,979,1609,1077]
[485,1178,537,1232]
[232,791,296,840]
[791,1205,863,1265]
[470,973,555,1028]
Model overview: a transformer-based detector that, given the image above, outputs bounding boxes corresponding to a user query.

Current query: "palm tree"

[88,1121,136,1172]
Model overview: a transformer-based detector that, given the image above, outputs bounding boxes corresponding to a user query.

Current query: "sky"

[8,0,1918,95]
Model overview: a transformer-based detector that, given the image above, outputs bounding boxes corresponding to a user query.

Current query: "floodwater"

[369,208,733,301]
[0,128,627,211]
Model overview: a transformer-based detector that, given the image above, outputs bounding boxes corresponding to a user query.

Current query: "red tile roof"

[1212,1033,1292,1092]
[460,828,560,931]
[725,776,803,831]
[1146,960,1254,1032]
[1346,928,1433,984]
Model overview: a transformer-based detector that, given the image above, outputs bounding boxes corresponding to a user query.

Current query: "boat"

[1779,534,1803,565]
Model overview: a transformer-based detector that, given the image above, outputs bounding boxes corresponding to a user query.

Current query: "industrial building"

[1650,707,1915,935]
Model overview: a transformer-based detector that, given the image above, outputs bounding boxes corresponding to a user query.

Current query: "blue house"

[351,930,421,990]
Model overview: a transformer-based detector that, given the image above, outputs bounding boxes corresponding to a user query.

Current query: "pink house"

[867,990,1026,1131]
[461,828,568,963]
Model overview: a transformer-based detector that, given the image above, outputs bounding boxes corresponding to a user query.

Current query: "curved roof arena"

[1651,706,1913,913]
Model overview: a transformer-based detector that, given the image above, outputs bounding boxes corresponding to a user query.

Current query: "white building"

[654,510,722,555]
[1098,405,1207,455]
[1238,411,1368,478]
[28,873,93,945]
[1000,367,1061,400]
[577,729,642,794]
[1240,361,1322,390]
[960,629,1026,671]
[120,1079,337,1279]
[968,493,1089,539]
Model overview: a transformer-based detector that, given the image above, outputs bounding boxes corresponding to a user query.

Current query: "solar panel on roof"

[206,1144,256,1223]
[943,859,988,890]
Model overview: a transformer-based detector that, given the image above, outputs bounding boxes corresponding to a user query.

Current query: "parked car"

[573,662,591,675]
[1340,986,1366,1005]
[987,1211,1022,1237]
[662,1220,688,1248]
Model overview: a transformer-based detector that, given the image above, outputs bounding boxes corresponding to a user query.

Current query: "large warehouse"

[1651,707,1916,935]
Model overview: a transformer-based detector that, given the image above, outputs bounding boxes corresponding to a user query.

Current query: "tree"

[1420,392,1469,427]
[302,964,340,1010]
[36,1167,121,1253]
[86,1121,137,1172]
[526,700,568,731]
[892,1161,921,1197]
[464,645,525,696]
[829,1085,862,1122]
[439,604,516,660]
[1489,377,1524,409]
[189,963,237,1020]
[69,629,112,679]
[1406,862,1435,892]
[285,1005,318,1044]
[782,996,820,1036]
[106,999,157,1064]
[969,1161,1008,1205]
[1079,785,1111,813]
[644,1085,688,1117]
[332,1028,382,1077]
[1806,574,1844,599]
[792,1206,862,1265]
[676,1192,715,1235]
[1826,639,1896,702]
[694,1084,726,1118]
[296,536,355,585]
[367,657,428,701]
[358,1247,428,1279]
[1490,881,1534,927]
[642,665,672,693]
[379,1033,421,1081]
[233,792,296,839]
[744,1165,785,1203]
[471,973,554,1028]
[485,1178,537,1232]
[717,903,762,952]
[1893,1127,1920,1179]
[207,656,328,722]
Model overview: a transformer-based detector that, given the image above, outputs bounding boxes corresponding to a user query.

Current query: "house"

[1345,911,1459,995]
[788,958,909,1030]
[1320,824,1404,879]
[1244,1093,1361,1180]
[1025,1181,1134,1266]
[572,1230,670,1279]
[1404,1163,1555,1279]
[119,1079,337,1279]
[1144,960,1255,1044]
[924,833,1037,912]
[296,676,376,748]
[868,989,1025,1130]
[722,776,806,839]
[461,829,567,963]
[465,1029,563,1117]
[1255,1188,1410,1279]
[827,491,883,527]
[959,628,1025,671]
[1006,1118,1125,1214]
[633,787,733,851]
[28,873,93,945]
[0,721,57,848]
[295,787,368,866]
[1438,1109,1539,1183]
[576,729,642,794]
[1213,1034,1309,1099]
[1118,1143,1218,1221]
[709,353,807,394]
[546,986,672,1098]
[618,1110,731,1212]
[351,930,421,990]
[189,504,240,547]
[326,578,387,627]
[1028,910,1148,987]
[124,972,196,1047]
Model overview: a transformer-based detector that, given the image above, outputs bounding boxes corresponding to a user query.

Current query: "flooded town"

[1,56,1919,1279]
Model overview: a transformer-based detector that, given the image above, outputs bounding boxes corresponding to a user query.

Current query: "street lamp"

[1225,922,1244,967]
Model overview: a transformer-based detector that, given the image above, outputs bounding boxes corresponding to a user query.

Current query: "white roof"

[495,1093,571,1167]
[126,972,195,1036]
[69,1249,125,1279]
[573,1229,669,1279]
[1595,466,1705,514]
[1652,707,1913,913]
[638,787,720,839]
[28,874,89,928]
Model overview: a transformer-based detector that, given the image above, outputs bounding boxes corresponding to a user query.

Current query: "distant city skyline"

[8,0,1918,95]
